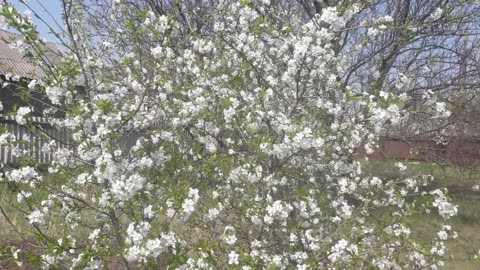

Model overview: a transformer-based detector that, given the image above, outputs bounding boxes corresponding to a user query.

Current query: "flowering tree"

[0,0,462,269]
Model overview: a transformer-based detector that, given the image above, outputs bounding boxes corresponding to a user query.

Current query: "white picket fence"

[0,115,71,165]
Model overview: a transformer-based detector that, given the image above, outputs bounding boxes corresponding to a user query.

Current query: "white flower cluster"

[431,189,458,219]
[125,222,176,262]
[264,200,293,225]
[182,188,200,219]
[6,166,39,184]
[110,173,145,202]
[27,209,45,224]
[15,106,31,125]
[328,239,358,263]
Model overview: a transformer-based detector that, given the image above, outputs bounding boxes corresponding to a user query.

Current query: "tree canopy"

[0,0,475,269]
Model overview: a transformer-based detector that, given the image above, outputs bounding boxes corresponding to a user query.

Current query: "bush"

[0,1,459,269]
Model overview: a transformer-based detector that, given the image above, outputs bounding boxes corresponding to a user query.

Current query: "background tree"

[57,0,480,143]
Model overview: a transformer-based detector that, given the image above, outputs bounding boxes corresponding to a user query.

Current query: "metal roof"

[0,30,61,79]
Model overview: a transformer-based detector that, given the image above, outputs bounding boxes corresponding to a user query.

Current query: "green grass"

[2,160,480,269]
[364,159,480,269]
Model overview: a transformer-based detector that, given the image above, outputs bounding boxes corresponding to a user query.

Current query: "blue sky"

[10,0,63,43]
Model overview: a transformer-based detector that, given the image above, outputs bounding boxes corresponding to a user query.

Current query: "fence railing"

[0,114,148,166]
[0,115,71,165]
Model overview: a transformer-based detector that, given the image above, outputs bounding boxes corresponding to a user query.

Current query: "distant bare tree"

[72,0,480,140]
